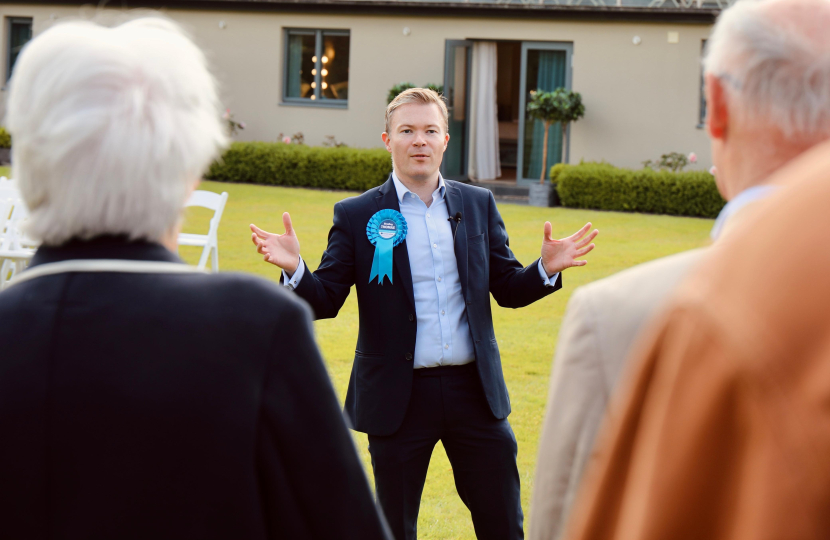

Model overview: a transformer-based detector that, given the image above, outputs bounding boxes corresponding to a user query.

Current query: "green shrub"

[548,163,569,206]
[0,127,10,149]
[556,162,725,218]
[206,142,392,191]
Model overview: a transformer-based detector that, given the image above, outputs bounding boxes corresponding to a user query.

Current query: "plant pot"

[528,183,551,207]
[549,183,561,207]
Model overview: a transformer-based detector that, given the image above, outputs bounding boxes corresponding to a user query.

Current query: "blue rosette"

[366,209,407,285]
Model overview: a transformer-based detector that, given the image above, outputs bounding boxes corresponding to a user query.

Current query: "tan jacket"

[565,140,830,540]
[529,249,705,540]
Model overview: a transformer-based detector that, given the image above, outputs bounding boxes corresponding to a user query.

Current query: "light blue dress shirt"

[285,173,559,369]
[710,185,778,240]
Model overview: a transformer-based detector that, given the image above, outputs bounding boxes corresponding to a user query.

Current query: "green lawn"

[183,180,711,539]
[4,166,712,538]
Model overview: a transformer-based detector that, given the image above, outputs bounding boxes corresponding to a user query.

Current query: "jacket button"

[405,353,413,361]
[475,340,481,344]
[409,314,414,322]
[466,300,472,305]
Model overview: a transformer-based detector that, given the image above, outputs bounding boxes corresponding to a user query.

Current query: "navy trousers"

[367,363,523,540]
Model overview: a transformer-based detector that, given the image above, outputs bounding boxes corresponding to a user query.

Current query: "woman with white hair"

[0,17,391,540]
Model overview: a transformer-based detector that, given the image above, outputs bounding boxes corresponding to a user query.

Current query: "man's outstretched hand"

[250,212,301,274]
[541,222,598,275]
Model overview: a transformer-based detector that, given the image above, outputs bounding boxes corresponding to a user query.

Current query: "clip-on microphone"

[448,212,462,243]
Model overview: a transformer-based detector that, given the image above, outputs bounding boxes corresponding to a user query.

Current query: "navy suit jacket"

[293,176,562,436]
[0,237,391,540]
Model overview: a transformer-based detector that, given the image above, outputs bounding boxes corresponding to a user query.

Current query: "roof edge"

[15,0,719,23]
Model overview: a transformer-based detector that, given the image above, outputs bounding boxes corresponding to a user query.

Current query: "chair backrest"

[0,179,37,252]
[185,190,228,242]
[185,190,224,211]
[0,176,18,200]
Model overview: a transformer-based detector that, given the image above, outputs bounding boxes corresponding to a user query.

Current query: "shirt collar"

[391,171,446,204]
[710,184,778,241]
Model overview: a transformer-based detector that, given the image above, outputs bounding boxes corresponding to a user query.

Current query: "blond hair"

[385,88,449,134]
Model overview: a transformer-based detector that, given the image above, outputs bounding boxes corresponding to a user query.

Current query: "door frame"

[516,41,574,186]
[442,39,473,182]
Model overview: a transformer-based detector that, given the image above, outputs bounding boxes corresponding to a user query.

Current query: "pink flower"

[709,166,717,176]
[239,122,246,129]
[282,136,292,144]
[222,109,230,120]
[688,152,698,163]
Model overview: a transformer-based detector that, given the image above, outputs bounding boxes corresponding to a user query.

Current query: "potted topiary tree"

[526,88,585,206]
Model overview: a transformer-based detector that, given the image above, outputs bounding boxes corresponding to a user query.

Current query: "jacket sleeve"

[256,297,392,540]
[530,288,610,540]
[565,306,763,540]
[487,191,561,308]
[292,201,356,320]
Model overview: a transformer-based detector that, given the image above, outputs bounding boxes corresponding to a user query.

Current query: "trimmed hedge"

[206,142,393,191]
[555,162,725,218]
[0,127,10,149]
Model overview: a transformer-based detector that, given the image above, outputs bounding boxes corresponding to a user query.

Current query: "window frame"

[697,39,707,129]
[5,16,33,83]
[281,28,350,109]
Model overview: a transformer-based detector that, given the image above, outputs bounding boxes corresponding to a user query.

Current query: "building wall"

[0,4,714,169]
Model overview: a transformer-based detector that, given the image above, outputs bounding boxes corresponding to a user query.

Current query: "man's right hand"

[250,212,301,274]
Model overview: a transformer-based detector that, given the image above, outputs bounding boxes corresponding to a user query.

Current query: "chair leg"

[0,259,10,289]
[211,243,219,273]
[197,244,210,270]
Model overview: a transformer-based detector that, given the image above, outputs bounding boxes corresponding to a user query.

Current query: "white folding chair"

[0,179,37,288]
[178,190,228,273]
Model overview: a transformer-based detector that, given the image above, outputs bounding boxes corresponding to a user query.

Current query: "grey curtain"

[287,34,303,98]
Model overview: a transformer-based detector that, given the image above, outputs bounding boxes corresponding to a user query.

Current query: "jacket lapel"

[445,182,469,302]
[375,176,415,311]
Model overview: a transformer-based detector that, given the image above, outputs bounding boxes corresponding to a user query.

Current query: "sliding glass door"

[517,42,573,185]
[442,40,472,181]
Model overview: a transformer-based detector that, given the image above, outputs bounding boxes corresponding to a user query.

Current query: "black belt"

[414,362,476,377]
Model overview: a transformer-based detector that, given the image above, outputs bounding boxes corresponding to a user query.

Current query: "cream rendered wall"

[0,4,714,169]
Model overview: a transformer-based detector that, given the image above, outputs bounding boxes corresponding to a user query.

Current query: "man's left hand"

[541,222,598,275]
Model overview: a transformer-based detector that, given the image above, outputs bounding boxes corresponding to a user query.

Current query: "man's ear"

[443,132,450,151]
[381,132,392,152]
[705,73,729,141]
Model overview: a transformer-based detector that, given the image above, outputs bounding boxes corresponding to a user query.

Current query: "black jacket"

[292,177,562,436]
[0,237,391,540]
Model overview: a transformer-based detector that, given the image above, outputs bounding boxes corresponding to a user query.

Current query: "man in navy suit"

[251,88,598,540]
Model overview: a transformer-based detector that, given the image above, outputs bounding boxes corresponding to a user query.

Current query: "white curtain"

[468,42,501,181]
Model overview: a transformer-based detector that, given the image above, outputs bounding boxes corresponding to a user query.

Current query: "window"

[6,17,32,82]
[283,29,350,107]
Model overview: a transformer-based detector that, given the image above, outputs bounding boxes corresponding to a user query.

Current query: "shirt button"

[444,344,449,349]
[433,243,437,248]
[427,213,431,218]
[437,277,442,282]
[441,310,445,315]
